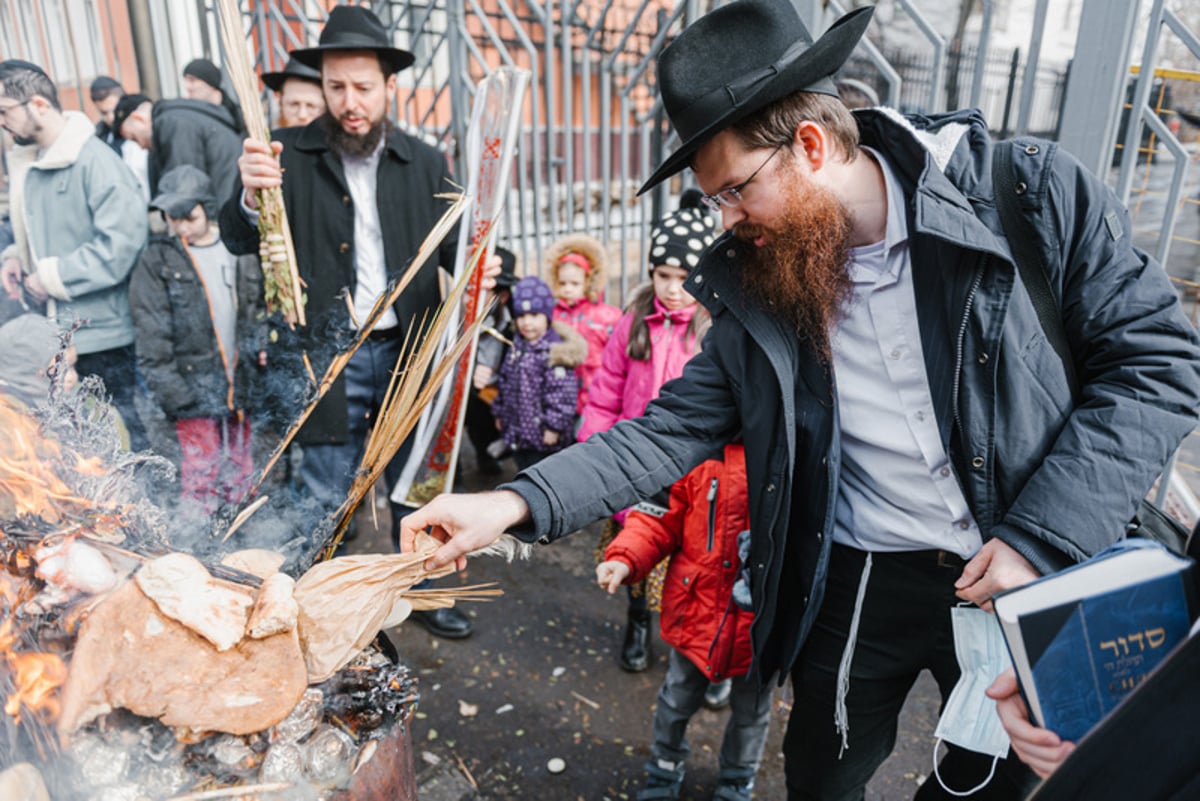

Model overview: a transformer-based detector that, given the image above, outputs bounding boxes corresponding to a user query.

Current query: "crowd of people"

[2,1,1199,799]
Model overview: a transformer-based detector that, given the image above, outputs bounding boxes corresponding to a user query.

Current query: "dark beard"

[318,112,390,159]
[735,177,853,361]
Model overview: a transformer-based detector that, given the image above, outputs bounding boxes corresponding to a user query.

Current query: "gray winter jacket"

[3,112,148,355]
[503,108,1200,684]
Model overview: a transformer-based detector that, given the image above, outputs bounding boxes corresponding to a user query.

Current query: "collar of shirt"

[845,145,908,283]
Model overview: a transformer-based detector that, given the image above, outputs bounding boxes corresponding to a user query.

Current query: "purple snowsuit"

[493,327,579,452]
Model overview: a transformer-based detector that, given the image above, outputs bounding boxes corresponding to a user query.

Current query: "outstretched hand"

[596,560,631,594]
[399,490,530,571]
[987,668,1075,777]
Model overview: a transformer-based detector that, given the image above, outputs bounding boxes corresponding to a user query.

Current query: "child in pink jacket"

[580,190,717,676]
[546,233,622,415]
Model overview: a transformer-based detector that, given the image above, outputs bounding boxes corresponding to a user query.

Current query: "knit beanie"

[183,59,223,91]
[0,314,61,406]
[649,188,718,271]
[511,276,555,318]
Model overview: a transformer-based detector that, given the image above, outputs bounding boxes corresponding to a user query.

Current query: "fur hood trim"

[544,233,608,303]
[548,319,588,367]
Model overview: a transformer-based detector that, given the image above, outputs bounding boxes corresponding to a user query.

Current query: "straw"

[214,0,305,326]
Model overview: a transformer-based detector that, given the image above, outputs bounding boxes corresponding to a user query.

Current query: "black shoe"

[410,607,474,639]
[620,609,651,672]
[703,679,732,710]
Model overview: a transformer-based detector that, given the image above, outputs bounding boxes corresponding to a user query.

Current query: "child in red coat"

[597,444,772,801]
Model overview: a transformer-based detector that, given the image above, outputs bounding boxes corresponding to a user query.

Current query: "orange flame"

[0,395,128,534]
[0,616,68,724]
[4,650,67,724]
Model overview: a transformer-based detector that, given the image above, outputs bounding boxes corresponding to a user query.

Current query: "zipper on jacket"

[706,477,719,551]
[951,256,986,434]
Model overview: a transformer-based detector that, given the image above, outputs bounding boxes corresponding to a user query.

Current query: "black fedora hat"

[262,56,322,92]
[638,1,873,195]
[292,6,414,75]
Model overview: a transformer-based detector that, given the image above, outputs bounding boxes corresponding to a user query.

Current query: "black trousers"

[76,343,149,452]
[783,543,1038,801]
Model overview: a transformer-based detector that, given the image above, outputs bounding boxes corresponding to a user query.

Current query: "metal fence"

[198,0,1091,305]
[843,44,1069,139]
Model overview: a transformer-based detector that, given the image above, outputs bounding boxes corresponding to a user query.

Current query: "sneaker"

[636,759,685,801]
[712,767,756,801]
[703,679,732,710]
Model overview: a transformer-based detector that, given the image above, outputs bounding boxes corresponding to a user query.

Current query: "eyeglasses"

[0,99,29,120]
[700,144,784,213]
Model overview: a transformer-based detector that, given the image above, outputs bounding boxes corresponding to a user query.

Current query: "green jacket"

[4,111,148,354]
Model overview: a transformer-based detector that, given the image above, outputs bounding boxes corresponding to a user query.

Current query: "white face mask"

[932,604,1013,796]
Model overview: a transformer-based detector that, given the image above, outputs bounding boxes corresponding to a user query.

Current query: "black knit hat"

[649,189,719,271]
[111,92,151,136]
[262,56,322,92]
[183,58,222,91]
[638,1,873,194]
[292,6,415,75]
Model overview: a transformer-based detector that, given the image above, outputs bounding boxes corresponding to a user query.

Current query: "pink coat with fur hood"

[578,289,706,443]
[546,233,621,413]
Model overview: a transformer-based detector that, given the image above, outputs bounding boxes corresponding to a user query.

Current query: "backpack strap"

[991,140,1077,393]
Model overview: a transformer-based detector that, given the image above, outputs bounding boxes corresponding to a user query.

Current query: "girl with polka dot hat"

[578,189,717,673]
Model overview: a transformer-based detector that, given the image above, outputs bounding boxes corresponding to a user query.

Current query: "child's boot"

[620,607,651,672]
[712,766,756,801]
[637,758,685,800]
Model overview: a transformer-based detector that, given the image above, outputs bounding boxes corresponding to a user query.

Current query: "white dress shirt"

[342,140,398,330]
[829,147,982,559]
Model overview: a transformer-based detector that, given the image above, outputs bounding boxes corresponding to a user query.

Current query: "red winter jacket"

[604,445,752,681]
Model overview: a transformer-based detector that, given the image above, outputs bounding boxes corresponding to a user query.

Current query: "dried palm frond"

[215,0,305,326]
[230,193,469,519]
[314,229,497,563]
[293,533,501,680]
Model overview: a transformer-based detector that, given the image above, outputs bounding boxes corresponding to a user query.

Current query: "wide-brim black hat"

[638,1,873,195]
[262,56,322,92]
[292,5,414,75]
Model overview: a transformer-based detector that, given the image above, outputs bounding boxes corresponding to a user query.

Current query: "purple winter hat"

[511,276,555,318]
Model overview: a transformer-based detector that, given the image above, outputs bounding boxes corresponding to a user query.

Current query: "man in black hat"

[399,0,1200,798]
[182,58,247,136]
[262,56,325,129]
[220,4,497,640]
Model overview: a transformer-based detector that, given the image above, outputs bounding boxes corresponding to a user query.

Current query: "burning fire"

[1,618,68,724]
[0,394,129,536]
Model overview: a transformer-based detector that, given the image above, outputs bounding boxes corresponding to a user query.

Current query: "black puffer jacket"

[505,108,1200,685]
[151,100,243,206]
[219,119,458,444]
[129,232,266,420]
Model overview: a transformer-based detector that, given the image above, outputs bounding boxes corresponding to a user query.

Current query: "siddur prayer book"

[993,539,1196,743]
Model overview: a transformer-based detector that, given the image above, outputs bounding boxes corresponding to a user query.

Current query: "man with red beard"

[219,6,484,639]
[400,1,1200,798]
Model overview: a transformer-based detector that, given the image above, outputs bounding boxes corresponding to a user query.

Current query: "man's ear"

[792,120,829,173]
[386,73,398,96]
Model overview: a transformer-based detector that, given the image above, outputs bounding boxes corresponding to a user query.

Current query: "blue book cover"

[995,539,1195,743]
[1017,573,1192,742]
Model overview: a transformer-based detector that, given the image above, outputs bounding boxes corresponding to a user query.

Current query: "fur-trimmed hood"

[544,233,609,304]
[548,320,588,368]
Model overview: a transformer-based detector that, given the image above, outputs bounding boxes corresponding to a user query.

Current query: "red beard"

[734,176,853,361]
